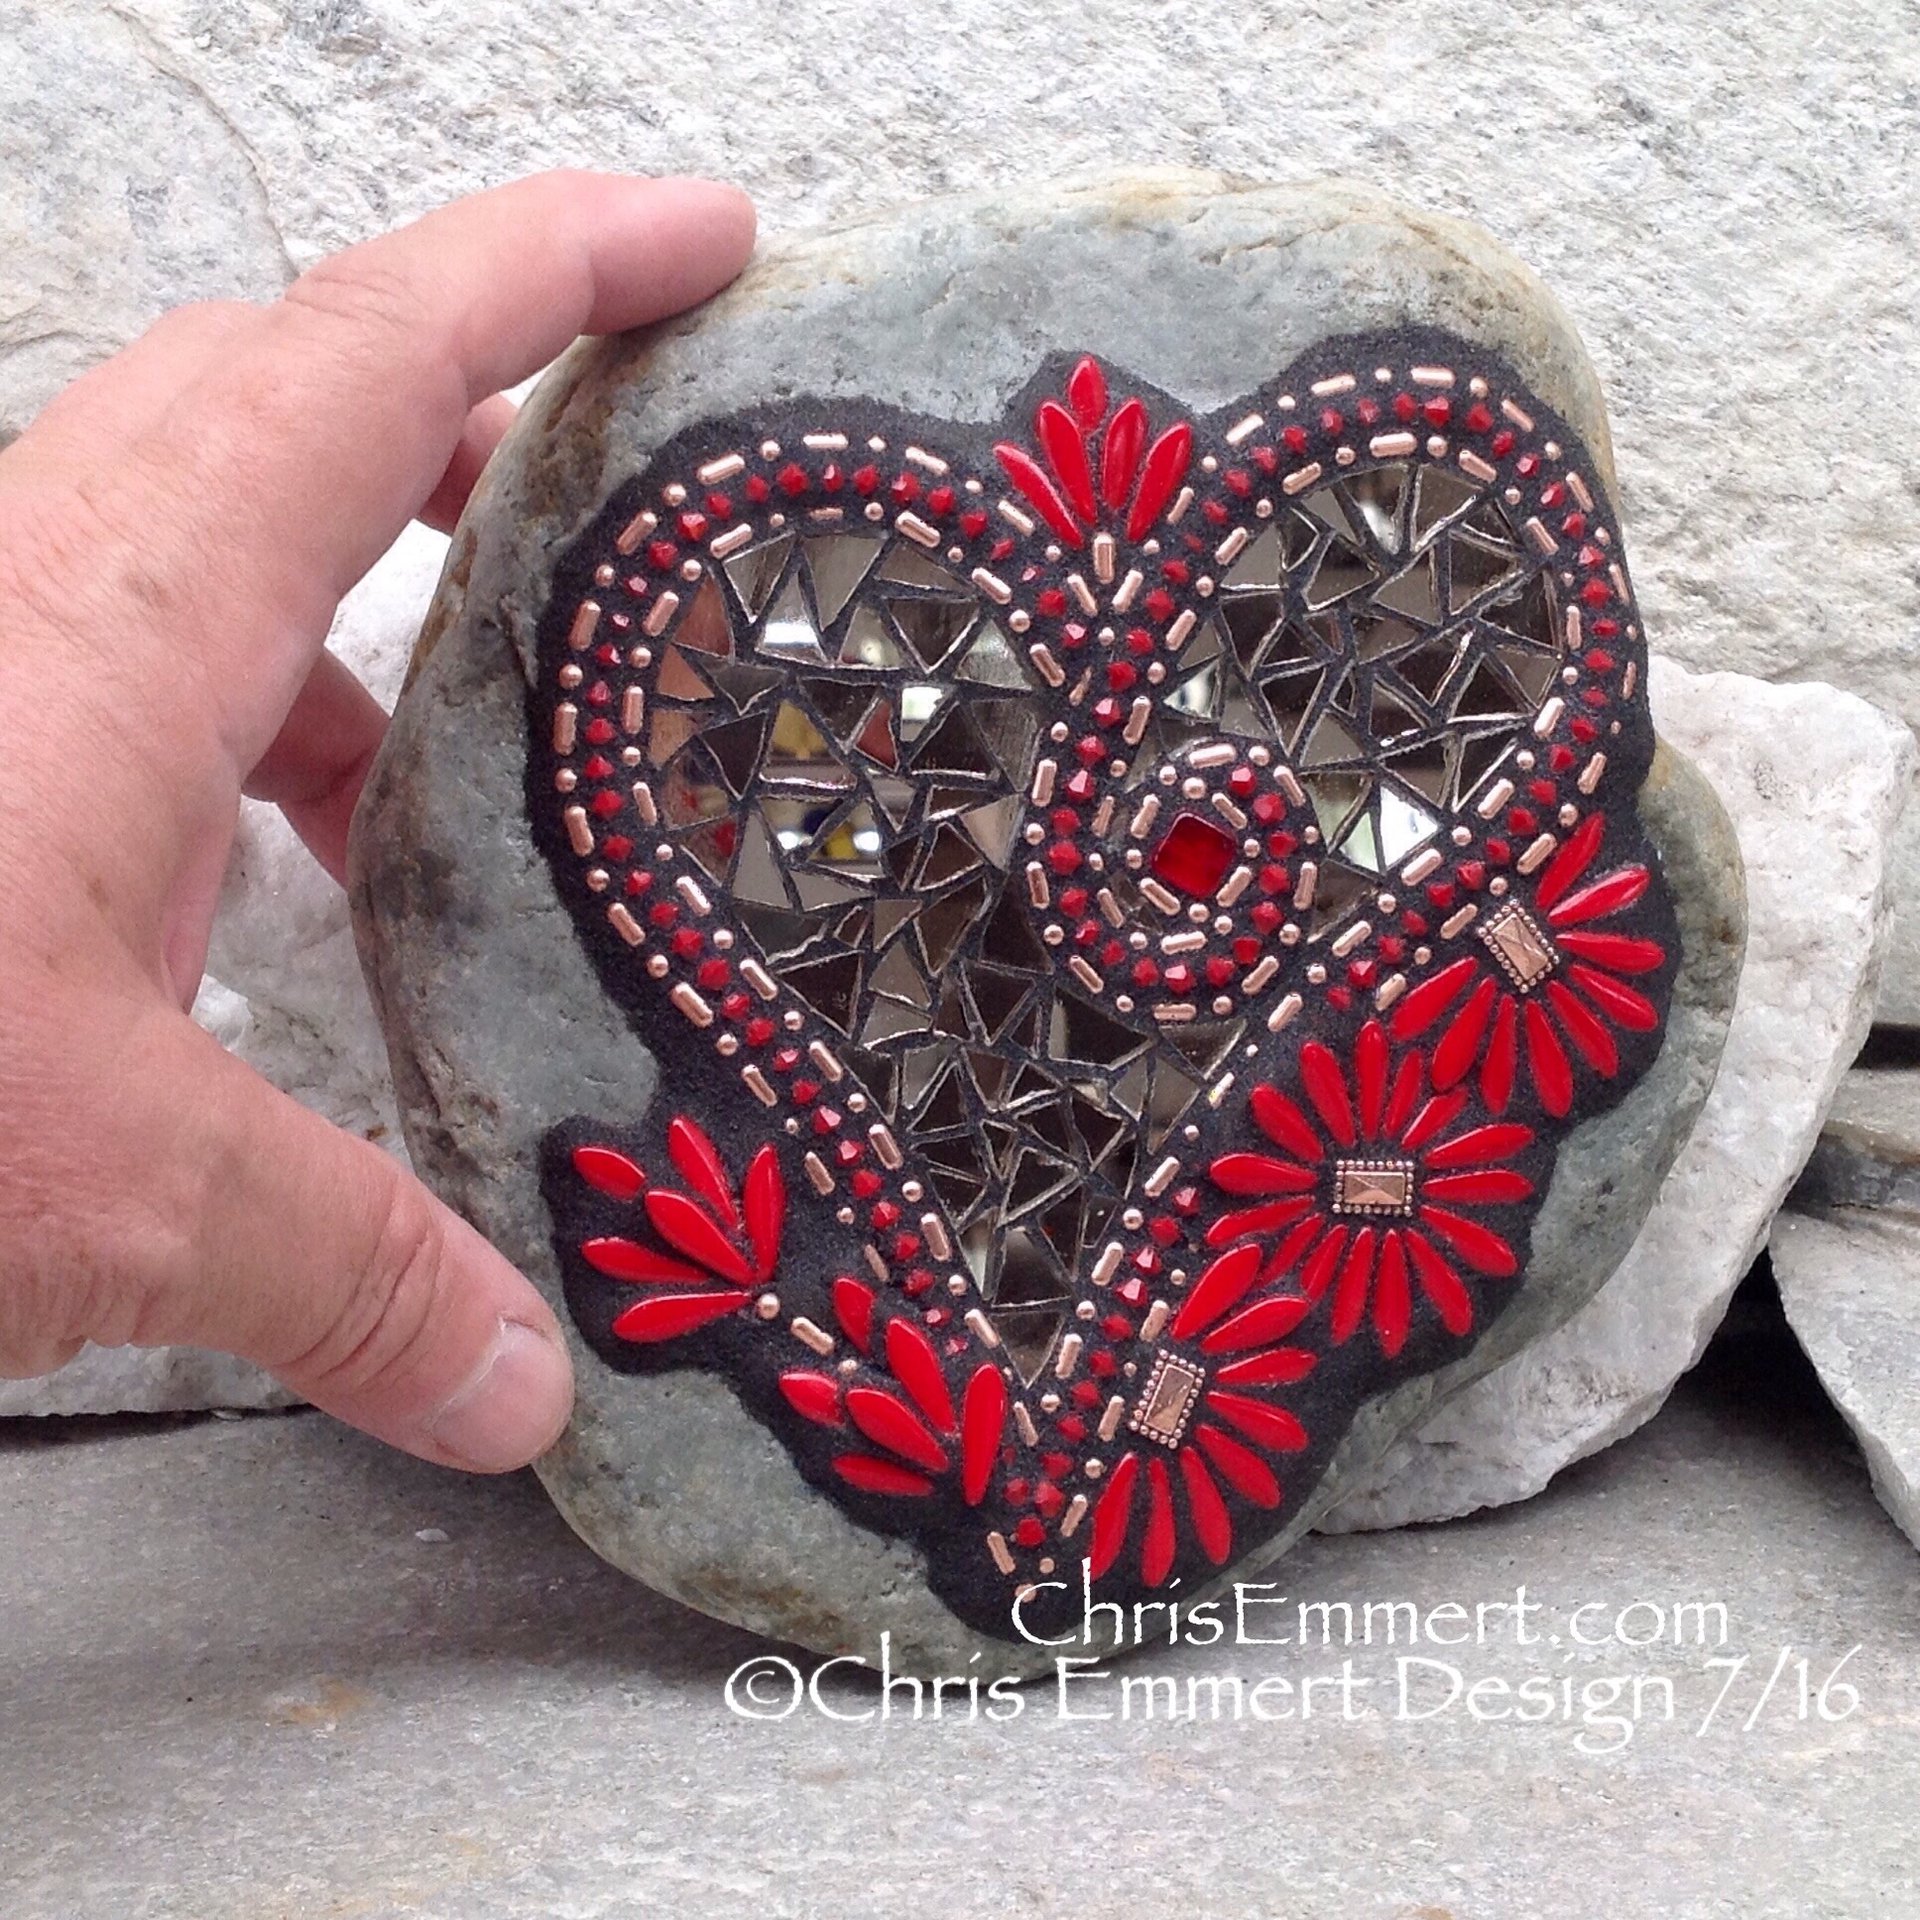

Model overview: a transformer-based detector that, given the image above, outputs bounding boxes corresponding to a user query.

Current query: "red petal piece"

[1142,1457,1178,1586]
[1171,1240,1265,1339]
[1568,964,1660,1032]
[1066,355,1109,431]
[1423,1168,1534,1204]
[1035,398,1097,523]
[1250,1083,1326,1161]
[960,1364,1007,1505]
[1196,1422,1282,1507]
[1206,1390,1309,1455]
[1202,1293,1314,1354]
[1206,1194,1315,1248]
[1551,864,1650,927]
[835,1454,935,1497]
[1400,1087,1468,1154]
[1265,1216,1326,1283]
[742,1144,785,1283]
[846,1386,949,1474]
[645,1189,752,1284]
[1210,1152,1318,1197]
[1355,1021,1390,1139]
[1547,979,1619,1074]
[1089,1452,1141,1578]
[1535,810,1604,911]
[1432,976,1498,1090]
[1213,1346,1317,1386]
[1392,955,1478,1040]
[832,1275,875,1354]
[1299,1040,1358,1148]
[1422,1122,1535,1170]
[1480,994,1519,1115]
[1101,396,1149,509]
[1384,1049,1426,1139]
[572,1145,646,1202]
[581,1237,707,1286]
[610,1288,751,1341]
[1419,1204,1520,1277]
[886,1317,957,1435]
[1523,998,1574,1116]
[778,1370,843,1426]
[1299,1224,1349,1301]
[1404,1229,1474,1336]
[993,441,1084,546]
[1373,1230,1412,1355]
[1180,1449,1233,1566]
[667,1116,737,1227]
[1330,1227,1377,1344]
[1554,929,1665,974]
[1125,423,1193,540]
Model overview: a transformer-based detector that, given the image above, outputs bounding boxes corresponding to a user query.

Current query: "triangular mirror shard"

[887,596,975,670]
[803,534,881,628]
[1220,591,1284,669]
[670,574,735,658]
[1305,860,1375,940]
[757,577,829,663]
[987,1299,1070,1388]
[838,601,906,669]
[706,657,785,713]
[762,701,854,787]
[1304,530,1378,608]
[874,542,969,592]
[1447,530,1522,612]
[1411,465,1483,546]
[1340,463,1409,556]
[1379,735,1452,805]
[954,619,1032,689]
[1303,769,1370,843]
[730,810,792,909]
[702,714,770,793]
[655,646,714,702]
[780,952,863,1034]
[1378,784,1441,864]
[722,532,793,620]
[1219,522,1287,588]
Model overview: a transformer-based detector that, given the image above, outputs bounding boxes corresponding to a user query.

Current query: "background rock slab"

[1773,1206,1920,1550]
[7,0,1916,1017]
[1794,1060,1920,1214]
[1326,661,1915,1529]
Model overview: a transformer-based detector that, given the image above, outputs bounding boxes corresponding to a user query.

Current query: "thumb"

[150,1018,573,1471]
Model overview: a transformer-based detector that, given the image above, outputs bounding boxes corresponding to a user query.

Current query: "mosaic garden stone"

[353,176,1743,1665]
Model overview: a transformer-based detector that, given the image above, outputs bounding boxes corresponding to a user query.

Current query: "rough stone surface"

[1773,1206,1920,1551]
[3,1302,1914,1920]
[7,2,1916,1019]
[1328,663,1915,1528]
[353,174,1741,1666]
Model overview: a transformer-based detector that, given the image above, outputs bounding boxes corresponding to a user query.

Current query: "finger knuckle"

[296,1175,454,1401]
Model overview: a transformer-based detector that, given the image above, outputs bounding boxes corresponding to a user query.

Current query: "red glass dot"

[1150,812,1237,896]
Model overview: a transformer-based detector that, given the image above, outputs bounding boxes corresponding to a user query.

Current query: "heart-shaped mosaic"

[529,329,1678,1640]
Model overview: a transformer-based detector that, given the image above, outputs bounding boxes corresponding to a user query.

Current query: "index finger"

[104,171,755,762]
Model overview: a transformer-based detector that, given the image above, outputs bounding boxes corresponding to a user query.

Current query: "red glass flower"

[573,1116,784,1341]
[993,356,1192,547]
[1205,1021,1536,1357]
[1085,1239,1318,1586]
[1390,813,1665,1118]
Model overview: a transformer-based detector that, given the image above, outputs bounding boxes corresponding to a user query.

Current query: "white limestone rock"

[1772,1206,1920,1550]
[1325,661,1916,1529]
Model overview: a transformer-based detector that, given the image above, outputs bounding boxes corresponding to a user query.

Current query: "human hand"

[0,172,756,1470]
